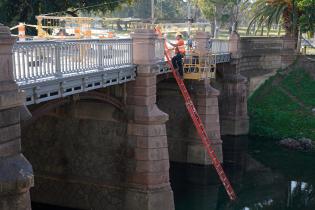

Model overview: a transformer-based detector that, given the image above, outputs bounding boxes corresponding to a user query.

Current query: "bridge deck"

[13,38,230,105]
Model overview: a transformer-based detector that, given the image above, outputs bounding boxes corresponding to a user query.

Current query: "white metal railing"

[301,36,315,55]
[13,38,133,84]
[155,38,165,61]
[210,39,230,54]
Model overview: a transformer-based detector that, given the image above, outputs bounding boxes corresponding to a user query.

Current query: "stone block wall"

[237,36,296,76]
[157,80,190,163]
[233,36,296,94]
[157,79,223,165]
[0,24,33,210]
[22,99,128,210]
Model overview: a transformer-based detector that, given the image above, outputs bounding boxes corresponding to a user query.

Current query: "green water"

[33,136,315,210]
[171,136,315,210]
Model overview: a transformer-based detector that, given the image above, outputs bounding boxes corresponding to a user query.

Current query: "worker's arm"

[169,42,178,47]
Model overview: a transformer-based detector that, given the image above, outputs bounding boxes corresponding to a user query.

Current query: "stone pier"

[0,24,34,209]
[218,32,249,136]
[188,81,222,165]
[218,32,296,135]
[125,29,174,210]
[157,31,223,167]
[187,31,223,165]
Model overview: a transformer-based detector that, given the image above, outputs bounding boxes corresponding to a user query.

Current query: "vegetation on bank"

[248,59,315,141]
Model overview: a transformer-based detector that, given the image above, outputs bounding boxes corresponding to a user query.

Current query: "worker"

[169,32,186,78]
[187,35,193,51]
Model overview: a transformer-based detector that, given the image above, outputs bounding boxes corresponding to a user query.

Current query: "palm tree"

[247,0,299,37]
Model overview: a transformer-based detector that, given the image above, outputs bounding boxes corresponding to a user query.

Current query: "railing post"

[55,42,62,77]
[0,23,34,209]
[98,40,103,70]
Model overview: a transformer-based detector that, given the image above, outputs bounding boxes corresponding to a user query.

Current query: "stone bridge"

[0,23,296,210]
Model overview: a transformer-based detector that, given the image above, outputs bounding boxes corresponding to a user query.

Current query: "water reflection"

[171,136,315,210]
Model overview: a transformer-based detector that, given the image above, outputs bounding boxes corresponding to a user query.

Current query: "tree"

[110,0,187,22]
[247,0,315,37]
[298,0,315,37]
[0,0,134,27]
[195,0,248,37]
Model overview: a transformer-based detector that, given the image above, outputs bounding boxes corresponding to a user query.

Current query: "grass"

[281,68,315,107]
[248,65,315,141]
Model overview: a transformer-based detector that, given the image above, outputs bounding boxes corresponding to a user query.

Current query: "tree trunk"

[211,21,215,38]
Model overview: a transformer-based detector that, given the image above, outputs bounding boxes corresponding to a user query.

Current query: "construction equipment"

[159,29,237,201]
[183,52,216,80]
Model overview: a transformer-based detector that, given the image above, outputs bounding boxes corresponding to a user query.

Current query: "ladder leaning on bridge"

[159,30,237,201]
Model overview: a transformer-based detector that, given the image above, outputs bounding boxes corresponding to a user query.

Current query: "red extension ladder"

[163,40,237,201]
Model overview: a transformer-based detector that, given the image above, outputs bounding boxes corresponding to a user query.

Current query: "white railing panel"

[210,39,230,54]
[13,41,58,82]
[155,38,165,61]
[13,38,133,85]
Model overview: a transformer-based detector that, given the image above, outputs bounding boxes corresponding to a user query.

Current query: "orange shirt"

[175,39,185,54]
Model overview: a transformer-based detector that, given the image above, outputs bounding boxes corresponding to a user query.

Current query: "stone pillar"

[187,81,223,165]
[125,29,174,210]
[281,36,297,69]
[219,32,249,135]
[187,31,223,165]
[194,31,210,54]
[0,24,34,209]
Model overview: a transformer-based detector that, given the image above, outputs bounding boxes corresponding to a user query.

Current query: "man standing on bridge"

[169,32,186,79]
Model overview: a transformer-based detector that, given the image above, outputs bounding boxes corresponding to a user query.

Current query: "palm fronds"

[247,0,298,36]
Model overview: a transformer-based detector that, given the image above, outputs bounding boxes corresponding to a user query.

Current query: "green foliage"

[109,0,187,21]
[195,0,215,21]
[247,0,315,36]
[0,0,134,27]
[195,0,242,23]
[249,67,315,140]
[281,67,315,107]
[298,0,315,36]
[247,0,294,36]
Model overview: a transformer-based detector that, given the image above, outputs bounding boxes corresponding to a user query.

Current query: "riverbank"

[248,56,315,141]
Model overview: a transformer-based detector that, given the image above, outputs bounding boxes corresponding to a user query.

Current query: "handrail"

[210,39,230,54]
[13,38,133,84]
[301,36,315,48]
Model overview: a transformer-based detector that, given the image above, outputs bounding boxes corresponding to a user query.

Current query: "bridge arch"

[20,89,130,209]
[24,91,126,127]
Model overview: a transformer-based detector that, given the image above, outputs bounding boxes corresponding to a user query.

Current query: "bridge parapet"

[13,38,135,105]
[13,39,133,83]
[211,39,230,54]
[229,34,296,75]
